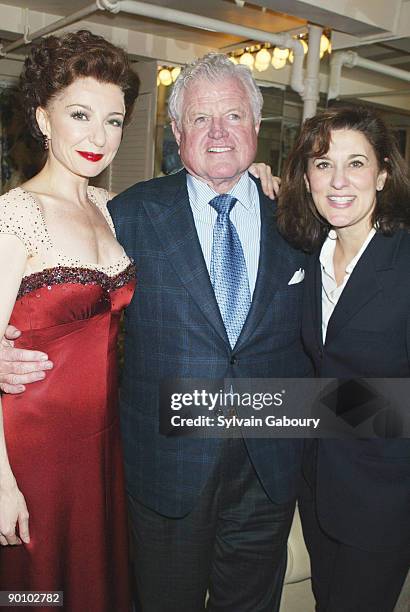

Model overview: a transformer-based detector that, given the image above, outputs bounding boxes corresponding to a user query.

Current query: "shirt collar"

[320,227,377,280]
[186,172,255,213]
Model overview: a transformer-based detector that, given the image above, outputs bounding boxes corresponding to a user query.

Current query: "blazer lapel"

[142,171,229,344]
[324,232,398,345]
[306,256,324,351]
[235,187,292,351]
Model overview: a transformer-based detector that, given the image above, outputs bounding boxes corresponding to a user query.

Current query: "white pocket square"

[288,268,305,285]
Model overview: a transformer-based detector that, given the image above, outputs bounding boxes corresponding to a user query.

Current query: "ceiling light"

[320,34,330,54]
[271,56,287,70]
[171,67,181,82]
[273,47,289,61]
[254,48,271,71]
[239,52,255,69]
[158,68,172,86]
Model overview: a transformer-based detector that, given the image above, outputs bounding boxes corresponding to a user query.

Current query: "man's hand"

[0,479,30,546]
[249,163,281,200]
[0,326,53,394]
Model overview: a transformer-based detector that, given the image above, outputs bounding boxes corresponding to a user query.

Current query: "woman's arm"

[0,234,30,545]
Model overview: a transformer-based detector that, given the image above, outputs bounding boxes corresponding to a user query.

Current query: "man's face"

[171,77,260,193]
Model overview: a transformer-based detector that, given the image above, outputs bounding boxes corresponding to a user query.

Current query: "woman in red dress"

[0,30,139,611]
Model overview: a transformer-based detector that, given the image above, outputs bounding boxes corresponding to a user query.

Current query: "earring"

[42,134,49,151]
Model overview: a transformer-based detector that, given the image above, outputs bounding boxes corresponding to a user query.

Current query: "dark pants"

[299,479,410,612]
[128,438,295,612]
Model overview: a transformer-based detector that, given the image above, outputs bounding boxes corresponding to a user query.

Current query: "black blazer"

[108,170,312,517]
[302,229,410,552]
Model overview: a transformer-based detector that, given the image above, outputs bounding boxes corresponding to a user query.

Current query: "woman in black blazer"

[277,105,410,612]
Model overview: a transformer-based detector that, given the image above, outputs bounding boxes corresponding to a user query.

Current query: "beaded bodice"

[0,186,135,300]
[16,264,136,301]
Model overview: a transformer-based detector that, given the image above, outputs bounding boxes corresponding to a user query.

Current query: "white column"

[302,24,322,121]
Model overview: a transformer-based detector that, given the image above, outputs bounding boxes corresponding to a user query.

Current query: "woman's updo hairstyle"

[20,29,140,142]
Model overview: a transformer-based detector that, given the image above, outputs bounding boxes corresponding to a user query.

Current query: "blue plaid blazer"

[108,170,312,517]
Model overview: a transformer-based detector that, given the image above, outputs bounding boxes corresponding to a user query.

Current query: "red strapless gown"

[0,263,136,612]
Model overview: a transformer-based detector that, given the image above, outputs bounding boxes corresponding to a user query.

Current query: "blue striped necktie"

[209,194,251,348]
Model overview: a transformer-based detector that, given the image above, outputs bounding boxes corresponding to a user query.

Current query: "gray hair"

[168,52,263,127]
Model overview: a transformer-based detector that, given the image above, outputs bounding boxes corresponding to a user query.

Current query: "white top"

[186,172,261,297]
[320,228,376,342]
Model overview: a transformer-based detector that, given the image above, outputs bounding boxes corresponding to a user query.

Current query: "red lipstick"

[77,151,104,162]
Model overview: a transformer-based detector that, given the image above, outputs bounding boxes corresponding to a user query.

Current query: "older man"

[0,54,311,611]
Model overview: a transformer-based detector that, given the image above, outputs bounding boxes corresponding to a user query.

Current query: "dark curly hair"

[20,29,140,142]
[277,105,410,252]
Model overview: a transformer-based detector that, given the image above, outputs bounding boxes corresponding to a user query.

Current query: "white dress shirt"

[320,228,376,342]
[186,172,261,297]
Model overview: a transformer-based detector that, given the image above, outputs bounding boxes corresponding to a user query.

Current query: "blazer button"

[318,348,323,358]
[230,355,238,365]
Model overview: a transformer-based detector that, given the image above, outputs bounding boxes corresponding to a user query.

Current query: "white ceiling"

[0,0,409,110]
[0,0,305,48]
[0,0,409,59]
